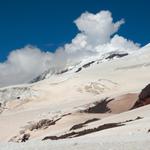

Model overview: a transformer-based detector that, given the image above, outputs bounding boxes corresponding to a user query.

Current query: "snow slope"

[0,44,150,149]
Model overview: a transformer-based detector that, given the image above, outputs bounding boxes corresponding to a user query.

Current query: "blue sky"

[0,0,149,62]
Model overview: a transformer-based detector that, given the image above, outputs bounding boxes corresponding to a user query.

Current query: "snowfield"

[0,44,150,149]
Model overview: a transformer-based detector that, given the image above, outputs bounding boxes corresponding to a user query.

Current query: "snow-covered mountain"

[30,50,129,83]
[0,44,150,150]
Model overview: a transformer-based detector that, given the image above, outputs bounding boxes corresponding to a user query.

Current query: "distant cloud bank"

[0,10,140,87]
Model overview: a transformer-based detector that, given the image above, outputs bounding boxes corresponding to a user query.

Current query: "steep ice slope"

[0,44,150,149]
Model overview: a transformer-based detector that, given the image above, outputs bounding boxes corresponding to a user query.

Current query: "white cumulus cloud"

[74,10,124,45]
[0,46,52,86]
[0,10,140,87]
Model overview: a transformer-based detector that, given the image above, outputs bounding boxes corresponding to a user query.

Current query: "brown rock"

[132,84,150,109]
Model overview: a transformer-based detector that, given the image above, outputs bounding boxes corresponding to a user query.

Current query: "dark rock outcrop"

[75,67,82,73]
[42,116,142,141]
[9,133,30,143]
[82,61,95,68]
[83,98,113,113]
[132,84,150,109]
[139,84,150,100]
[27,118,61,131]
[21,133,30,142]
[70,118,99,131]
[106,53,128,60]
[56,69,69,75]
[42,122,124,141]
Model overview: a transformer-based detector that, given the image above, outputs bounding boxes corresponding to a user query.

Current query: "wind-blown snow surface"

[0,44,150,149]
